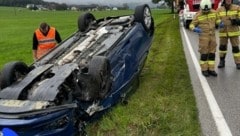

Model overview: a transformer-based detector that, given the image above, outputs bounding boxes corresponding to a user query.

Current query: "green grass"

[0,7,201,136]
[0,7,133,67]
[86,10,201,136]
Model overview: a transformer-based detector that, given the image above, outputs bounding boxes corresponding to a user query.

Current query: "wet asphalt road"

[180,24,240,136]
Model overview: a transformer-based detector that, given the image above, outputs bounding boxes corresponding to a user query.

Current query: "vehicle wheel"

[185,20,191,29]
[0,61,29,89]
[183,20,187,28]
[88,56,112,99]
[78,12,96,32]
[134,4,153,32]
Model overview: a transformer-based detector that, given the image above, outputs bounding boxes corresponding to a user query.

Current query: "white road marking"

[182,27,232,136]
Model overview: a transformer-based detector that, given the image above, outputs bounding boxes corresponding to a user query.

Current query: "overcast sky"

[43,0,154,5]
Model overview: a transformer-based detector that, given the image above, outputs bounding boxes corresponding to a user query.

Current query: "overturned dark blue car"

[0,4,154,136]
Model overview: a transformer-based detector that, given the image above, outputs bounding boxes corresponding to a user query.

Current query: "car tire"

[183,21,187,29]
[78,12,96,32]
[134,4,153,32]
[88,56,112,99]
[185,20,191,29]
[0,61,29,89]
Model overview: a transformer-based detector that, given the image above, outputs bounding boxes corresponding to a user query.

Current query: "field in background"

[0,7,133,67]
[0,6,201,135]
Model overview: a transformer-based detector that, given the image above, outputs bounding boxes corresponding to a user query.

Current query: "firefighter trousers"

[219,36,240,64]
[198,34,217,71]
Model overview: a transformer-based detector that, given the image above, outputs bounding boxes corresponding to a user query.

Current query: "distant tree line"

[0,0,69,10]
[0,0,45,7]
[0,0,129,11]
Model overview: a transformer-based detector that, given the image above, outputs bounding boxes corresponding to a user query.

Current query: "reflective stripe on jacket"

[217,4,240,37]
[35,27,56,58]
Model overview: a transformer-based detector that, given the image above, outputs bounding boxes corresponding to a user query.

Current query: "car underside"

[0,4,154,136]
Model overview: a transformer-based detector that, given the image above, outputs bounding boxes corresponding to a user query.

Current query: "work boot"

[208,70,218,77]
[202,70,209,77]
[218,60,225,68]
[236,64,240,69]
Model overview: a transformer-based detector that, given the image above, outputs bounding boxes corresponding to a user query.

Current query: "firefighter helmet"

[200,0,212,12]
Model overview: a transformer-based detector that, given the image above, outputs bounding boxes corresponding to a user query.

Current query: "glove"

[231,19,238,25]
[193,27,202,33]
[219,21,224,28]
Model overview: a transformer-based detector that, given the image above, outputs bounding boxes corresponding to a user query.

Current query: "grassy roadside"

[0,7,201,136]
[86,11,201,136]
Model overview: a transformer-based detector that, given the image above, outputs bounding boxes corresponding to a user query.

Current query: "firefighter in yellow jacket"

[217,0,240,69]
[32,22,62,61]
[189,0,219,77]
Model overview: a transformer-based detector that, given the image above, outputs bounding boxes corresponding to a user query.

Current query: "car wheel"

[0,61,29,89]
[78,12,96,32]
[134,4,153,32]
[183,20,186,28]
[88,56,112,99]
[185,20,191,29]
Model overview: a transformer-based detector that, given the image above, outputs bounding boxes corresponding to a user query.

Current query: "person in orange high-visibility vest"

[32,22,62,61]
